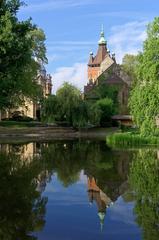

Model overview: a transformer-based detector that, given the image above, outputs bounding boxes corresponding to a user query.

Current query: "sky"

[18,0,159,93]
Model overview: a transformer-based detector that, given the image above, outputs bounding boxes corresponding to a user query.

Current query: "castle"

[84,27,130,114]
[1,64,52,120]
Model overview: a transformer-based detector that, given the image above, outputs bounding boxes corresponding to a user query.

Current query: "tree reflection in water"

[0,145,53,239]
[129,149,159,240]
[40,140,132,229]
[0,140,136,238]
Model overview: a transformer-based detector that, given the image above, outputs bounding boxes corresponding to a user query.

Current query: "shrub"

[106,132,159,147]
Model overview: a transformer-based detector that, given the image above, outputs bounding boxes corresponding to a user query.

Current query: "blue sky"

[19,0,159,93]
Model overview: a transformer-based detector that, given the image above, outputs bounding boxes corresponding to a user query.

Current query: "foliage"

[41,95,59,123]
[129,17,159,136]
[42,83,116,127]
[106,132,159,147]
[129,149,159,240]
[86,74,119,106]
[89,103,102,126]
[129,83,159,136]
[121,54,138,83]
[72,100,89,128]
[42,83,90,127]
[0,0,47,110]
[88,97,115,126]
[56,82,81,124]
[95,98,115,125]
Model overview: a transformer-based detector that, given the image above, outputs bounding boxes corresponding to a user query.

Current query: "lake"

[0,140,158,240]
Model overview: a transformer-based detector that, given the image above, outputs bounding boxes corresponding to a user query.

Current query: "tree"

[41,83,87,127]
[121,54,138,83]
[56,82,81,125]
[129,17,159,136]
[41,95,59,123]
[72,100,89,128]
[85,74,119,106]
[0,0,47,110]
[90,98,115,126]
[88,103,102,126]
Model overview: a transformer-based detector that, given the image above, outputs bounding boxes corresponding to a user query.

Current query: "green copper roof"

[98,26,106,45]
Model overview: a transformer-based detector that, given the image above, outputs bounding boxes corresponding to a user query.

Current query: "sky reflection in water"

[0,140,158,240]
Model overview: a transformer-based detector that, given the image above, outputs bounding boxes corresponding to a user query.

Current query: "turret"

[88,52,94,66]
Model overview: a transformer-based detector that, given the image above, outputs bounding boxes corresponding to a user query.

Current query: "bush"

[89,97,115,126]
[106,132,159,147]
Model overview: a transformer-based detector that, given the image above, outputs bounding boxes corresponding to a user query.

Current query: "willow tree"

[54,82,83,126]
[129,17,159,136]
[0,0,47,110]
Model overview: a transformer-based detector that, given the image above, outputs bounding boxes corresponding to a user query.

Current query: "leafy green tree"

[129,17,159,136]
[56,82,81,124]
[0,0,47,110]
[121,54,138,83]
[85,75,119,106]
[72,100,89,128]
[41,83,88,127]
[42,83,116,127]
[90,98,115,126]
[89,103,102,126]
[41,95,59,123]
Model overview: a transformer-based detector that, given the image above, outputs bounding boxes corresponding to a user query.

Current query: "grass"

[106,132,159,147]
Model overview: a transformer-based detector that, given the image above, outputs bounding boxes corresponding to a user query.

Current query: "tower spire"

[98,25,106,45]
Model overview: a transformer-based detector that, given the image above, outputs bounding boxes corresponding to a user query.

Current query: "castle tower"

[88,26,108,83]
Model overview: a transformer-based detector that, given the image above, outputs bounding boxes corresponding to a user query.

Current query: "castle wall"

[88,66,100,83]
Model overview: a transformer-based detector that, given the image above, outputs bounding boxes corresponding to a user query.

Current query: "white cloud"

[108,21,147,63]
[52,62,87,94]
[22,0,98,12]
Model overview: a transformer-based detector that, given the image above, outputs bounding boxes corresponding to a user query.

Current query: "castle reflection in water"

[0,141,132,231]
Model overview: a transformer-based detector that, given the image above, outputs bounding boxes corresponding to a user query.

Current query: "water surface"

[0,140,158,240]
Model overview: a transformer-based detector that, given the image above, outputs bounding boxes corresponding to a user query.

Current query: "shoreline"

[0,127,118,143]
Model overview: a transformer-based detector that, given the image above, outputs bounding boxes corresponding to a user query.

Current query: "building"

[1,64,52,120]
[84,27,131,114]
